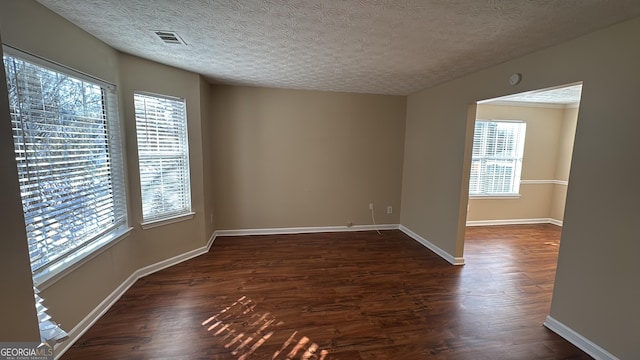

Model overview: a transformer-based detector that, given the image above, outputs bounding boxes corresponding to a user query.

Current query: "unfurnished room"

[1,1,639,359]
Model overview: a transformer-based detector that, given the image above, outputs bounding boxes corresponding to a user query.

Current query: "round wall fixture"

[509,73,522,85]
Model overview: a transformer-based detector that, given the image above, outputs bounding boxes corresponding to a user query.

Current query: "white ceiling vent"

[153,30,186,45]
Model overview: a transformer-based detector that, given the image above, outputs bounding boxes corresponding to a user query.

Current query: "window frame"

[468,119,527,198]
[134,91,193,228]
[3,45,131,287]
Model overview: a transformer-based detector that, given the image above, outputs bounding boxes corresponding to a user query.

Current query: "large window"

[469,120,526,196]
[3,48,127,279]
[134,92,192,225]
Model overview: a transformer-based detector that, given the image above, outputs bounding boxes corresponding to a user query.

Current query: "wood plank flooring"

[61,225,592,359]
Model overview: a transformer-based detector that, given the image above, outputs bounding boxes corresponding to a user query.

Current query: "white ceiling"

[36,0,640,95]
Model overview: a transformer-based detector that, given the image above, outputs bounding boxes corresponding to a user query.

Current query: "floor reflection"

[202,295,331,360]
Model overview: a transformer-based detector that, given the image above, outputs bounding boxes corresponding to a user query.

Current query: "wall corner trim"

[544,316,619,360]
[54,232,218,359]
[548,218,563,227]
[399,225,465,265]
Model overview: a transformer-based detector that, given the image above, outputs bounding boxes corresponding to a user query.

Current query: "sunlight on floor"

[202,296,331,360]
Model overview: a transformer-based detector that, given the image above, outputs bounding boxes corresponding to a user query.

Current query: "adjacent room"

[1,1,639,359]
[467,83,581,227]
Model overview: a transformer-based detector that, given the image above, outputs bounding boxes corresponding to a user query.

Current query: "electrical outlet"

[369,203,374,211]
[387,206,393,214]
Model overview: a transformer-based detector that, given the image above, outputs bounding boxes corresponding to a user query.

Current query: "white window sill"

[141,212,195,230]
[469,194,521,200]
[34,226,134,291]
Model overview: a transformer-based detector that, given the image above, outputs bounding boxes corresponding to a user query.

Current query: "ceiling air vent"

[153,30,186,45]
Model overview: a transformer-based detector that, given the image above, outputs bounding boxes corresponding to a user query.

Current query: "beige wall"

[200,76,215,237]
[402,17,640,359]
[468,184,555,221]
[555,107,579,181]
[0,36,40,342]
[0,0,118,84]
[550,106,579,220]
[549,184,568,221]
[210,85,406,230]
[467,104,577,222]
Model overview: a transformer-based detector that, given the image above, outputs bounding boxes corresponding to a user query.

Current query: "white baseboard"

[544,316,618,360]
[54,231,218,359]
[548,218,564,226]
[466,218,563,227]
[399,225,465,265]
[134,233,218,280]
[214,224,399,237]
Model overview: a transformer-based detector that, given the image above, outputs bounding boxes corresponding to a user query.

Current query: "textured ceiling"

[36,0,640,95]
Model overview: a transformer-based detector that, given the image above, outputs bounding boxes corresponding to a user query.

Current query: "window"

[3,48,128,279]
[469,120,526,196]
[134,92,192,225]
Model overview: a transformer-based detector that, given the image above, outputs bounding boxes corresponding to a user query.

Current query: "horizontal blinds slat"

[15,161,111,174]
[12,118,109,131]
[22,193,115,221]
[16,158,110,170]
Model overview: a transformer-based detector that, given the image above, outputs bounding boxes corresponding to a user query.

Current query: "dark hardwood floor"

[61,224,591,359]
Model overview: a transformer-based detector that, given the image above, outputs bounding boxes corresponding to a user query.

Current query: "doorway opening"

[466,82,582,228]
[460,82,582,328]
[458,82,583,344]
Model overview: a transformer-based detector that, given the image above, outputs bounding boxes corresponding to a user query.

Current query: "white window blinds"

[3,49,127,276]
[134,92,191,223]
[35,286,68,344]
[469,120,526,196]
